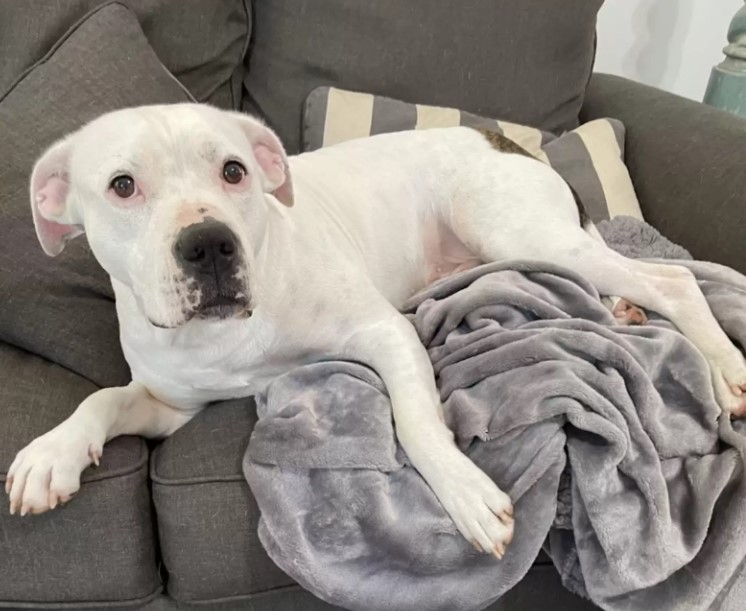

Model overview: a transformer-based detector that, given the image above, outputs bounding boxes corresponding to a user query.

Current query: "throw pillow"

[303,86,643,223]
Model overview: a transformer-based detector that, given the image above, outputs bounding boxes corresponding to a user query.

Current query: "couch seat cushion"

[0,344,158,606]
[243,0,604,153]
[151,399,294,603]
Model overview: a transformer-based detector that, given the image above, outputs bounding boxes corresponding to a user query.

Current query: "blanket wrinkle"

[244,217,746,611]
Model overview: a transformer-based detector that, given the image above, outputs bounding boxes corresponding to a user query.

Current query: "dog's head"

[29,103,293,328]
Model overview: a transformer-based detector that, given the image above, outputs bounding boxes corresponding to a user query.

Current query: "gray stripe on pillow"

[371,95,417,136]
[459,110,502,133]
[540,129,557,147]
[303,87,329,152]
[609,118,626,154]
[544,133,610,223]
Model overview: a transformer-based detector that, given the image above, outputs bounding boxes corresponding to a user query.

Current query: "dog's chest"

[123,315,305,408]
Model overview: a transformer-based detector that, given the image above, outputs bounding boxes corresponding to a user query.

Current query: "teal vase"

[704,2,746,117]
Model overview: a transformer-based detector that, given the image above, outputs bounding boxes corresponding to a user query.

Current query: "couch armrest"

[581,73,746,272]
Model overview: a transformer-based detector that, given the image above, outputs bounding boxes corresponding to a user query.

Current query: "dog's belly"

[422,218,482,286]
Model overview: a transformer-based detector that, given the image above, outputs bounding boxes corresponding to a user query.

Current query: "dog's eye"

[110,175,136,198]
[222,161,246,185]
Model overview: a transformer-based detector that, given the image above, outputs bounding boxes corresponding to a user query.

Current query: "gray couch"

[1,1,745,609]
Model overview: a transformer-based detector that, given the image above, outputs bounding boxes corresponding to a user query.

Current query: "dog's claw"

[496,508,513,524]
[88,446,102,467]
[4,476,11,495]
[471,539,484,553]
[493,542,505,559]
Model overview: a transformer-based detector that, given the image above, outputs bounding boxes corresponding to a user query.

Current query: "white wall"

[594,0,743,101]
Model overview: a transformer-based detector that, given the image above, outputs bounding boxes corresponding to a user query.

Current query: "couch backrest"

[243,0,604,153]
[0,0,251,108]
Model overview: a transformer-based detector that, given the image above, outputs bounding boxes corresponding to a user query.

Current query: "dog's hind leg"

[496,226,746,415]
[584,222,648,326]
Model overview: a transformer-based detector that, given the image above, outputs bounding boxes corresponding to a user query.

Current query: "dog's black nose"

[175,221,239,275]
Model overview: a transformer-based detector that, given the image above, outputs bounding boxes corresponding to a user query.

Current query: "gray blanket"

[244,217,746,611]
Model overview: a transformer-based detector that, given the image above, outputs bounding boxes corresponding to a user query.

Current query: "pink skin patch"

[253,144,285,186]
[36,176,68,218]
[253,143,293,206]
[33,174,81,255]
[174,206,217,229]
[40,217,77,244]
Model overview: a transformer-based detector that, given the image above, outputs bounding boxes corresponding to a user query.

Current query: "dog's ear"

[30,137,84,256]
[231,113,294,207]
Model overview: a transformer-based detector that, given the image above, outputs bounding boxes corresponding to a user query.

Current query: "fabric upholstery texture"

[243,0,604,153]
[151,399,294,603]
[0,0,251,108]
[0,2,190,606]
[304,86,642,223]
[581,73,746,274]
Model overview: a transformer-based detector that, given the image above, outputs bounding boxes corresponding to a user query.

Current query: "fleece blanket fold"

[244,217,746,611]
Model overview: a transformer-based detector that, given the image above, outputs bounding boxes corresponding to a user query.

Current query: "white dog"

[7,104,746,560]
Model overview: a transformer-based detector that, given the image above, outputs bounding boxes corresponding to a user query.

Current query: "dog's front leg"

[5,382,199,516]
[346,310,515,558]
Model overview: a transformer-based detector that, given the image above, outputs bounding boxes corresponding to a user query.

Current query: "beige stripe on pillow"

[415,104,461,129]
[574,121,642,219]
[498,121,548,163]
[323,88,375,147]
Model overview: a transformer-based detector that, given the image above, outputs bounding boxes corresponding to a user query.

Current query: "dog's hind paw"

[611,298,648,326]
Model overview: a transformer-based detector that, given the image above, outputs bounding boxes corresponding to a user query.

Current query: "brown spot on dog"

[476,128,534,158]
[476,127,590,227]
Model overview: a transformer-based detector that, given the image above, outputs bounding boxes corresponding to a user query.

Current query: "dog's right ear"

[30,137,84,257]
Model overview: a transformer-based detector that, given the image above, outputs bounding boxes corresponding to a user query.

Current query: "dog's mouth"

[196,293,252,320]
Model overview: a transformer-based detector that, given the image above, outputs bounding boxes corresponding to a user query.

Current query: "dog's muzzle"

[174,220,250,319]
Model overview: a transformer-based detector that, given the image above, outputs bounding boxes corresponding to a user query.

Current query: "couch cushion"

[0,0,251,108]
[0,343,158,606]
[151,399,294,603]
[0,1,193,390]
[304,86,642,224]
[243,0,604,154]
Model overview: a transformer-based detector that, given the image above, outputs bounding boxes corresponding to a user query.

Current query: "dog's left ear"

[231,113,294,207]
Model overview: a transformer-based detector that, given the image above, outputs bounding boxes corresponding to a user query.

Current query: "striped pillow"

[303,87,643,223]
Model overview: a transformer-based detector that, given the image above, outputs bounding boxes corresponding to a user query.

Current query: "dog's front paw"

[434,461,514,559]
[5,427,102,516]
